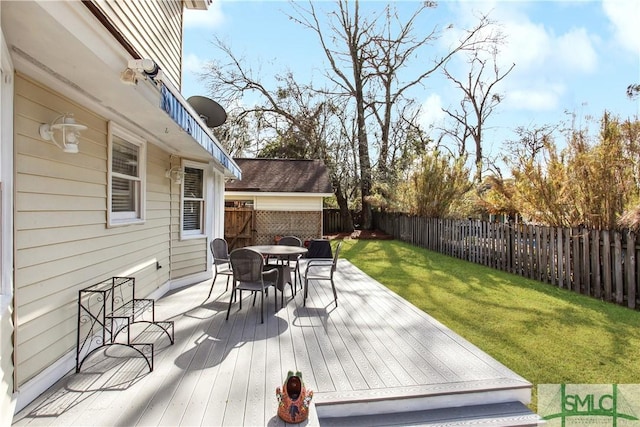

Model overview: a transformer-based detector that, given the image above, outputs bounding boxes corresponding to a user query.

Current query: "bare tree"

[287,0,378,228]
[288,0,495,228]
[202,48,319,150]
[202,0,502,229]
[363,2,437,183]
[201,46,359,230]
[441,34,515,185]
[212,109,263,157]
[504,124,559,164]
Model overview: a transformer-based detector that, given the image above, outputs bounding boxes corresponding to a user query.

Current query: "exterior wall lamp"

[165,166,185,185]
[39,113,87,154]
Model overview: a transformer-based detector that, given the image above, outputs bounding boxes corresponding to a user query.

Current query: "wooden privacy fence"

[374,212,639,310]
[323,209,342,233]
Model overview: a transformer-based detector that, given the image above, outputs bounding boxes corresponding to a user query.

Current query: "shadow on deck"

[13,260,540,426]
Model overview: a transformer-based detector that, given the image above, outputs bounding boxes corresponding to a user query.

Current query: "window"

[182,164,206,237]
[108,122,145,226]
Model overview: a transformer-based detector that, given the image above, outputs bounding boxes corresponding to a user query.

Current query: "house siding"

[170,238,208,279]
[13,73,177,386]
[87,0,183,89]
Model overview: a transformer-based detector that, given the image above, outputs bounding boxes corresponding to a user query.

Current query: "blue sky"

[182,0,640,158]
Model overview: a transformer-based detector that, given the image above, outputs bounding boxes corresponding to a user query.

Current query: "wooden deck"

[13,260,539,426]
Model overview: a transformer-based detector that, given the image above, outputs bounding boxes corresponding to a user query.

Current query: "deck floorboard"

[12,260,532,426]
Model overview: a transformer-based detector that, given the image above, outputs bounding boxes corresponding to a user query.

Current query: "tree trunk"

[335,183,354,232]
[354,57,373,229]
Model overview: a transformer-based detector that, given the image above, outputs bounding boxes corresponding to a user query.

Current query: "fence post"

[626,230,636,309]
[549,226,557,285]
[571,227,580,292]
[603,231,612,301]
[582,228,591,296]
[591,229,601,299]
[614,232,623,304]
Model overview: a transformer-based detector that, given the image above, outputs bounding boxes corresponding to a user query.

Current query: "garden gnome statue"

[276,371,313,423]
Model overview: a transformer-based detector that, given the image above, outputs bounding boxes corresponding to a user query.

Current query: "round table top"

[244,245,308,256]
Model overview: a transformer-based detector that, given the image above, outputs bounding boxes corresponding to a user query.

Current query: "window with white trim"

[108,122,146,226]
[182,164,206,237]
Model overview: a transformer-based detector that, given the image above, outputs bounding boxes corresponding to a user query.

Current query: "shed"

[224,158,333,247]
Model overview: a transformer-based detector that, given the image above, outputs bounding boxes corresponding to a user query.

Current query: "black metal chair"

[296,238,332,287]
[278,235,303,295]
[301,241,342,307]
[227,248,279,324]
[307,238,333,259]
[205,238,234,302]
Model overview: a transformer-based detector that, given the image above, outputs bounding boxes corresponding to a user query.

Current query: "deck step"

[317,401,540,426]
[314,378,532,419]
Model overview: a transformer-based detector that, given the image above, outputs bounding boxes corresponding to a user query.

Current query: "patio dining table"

[244,245,308,291]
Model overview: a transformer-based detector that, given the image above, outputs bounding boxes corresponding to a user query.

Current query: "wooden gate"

[224,207,255,250]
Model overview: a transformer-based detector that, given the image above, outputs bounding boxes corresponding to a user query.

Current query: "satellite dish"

[187,96,227,128]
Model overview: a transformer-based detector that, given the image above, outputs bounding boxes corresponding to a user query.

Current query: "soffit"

[1,1,239,178]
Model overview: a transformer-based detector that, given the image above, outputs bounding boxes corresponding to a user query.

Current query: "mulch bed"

[324,229,393,240]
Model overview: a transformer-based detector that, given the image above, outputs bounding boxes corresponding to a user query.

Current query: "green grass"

[335,238,640,408]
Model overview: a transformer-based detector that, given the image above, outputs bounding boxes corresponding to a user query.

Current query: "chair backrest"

[230,248,265,283]
[211,238,230,264]
[331,241,343,273]
[307,239,333,258]
[278,236,302,247]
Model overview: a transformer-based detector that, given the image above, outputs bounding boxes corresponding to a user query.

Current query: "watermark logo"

[538,384,640,426]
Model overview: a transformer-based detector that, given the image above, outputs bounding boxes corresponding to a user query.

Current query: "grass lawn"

[335,238,640,408]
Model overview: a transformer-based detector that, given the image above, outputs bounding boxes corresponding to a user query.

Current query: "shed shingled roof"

[225,158,333,194]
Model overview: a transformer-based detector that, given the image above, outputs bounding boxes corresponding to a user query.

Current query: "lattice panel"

[255,210,322,244]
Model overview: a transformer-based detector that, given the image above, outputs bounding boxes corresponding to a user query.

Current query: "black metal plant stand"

[76,277,174,373]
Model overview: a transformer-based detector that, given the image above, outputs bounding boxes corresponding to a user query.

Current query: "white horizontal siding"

[89,0,183,89]
[13,74,174,387]
[255,195,323,211]
[225,194,324,212]
[169,177,208,280]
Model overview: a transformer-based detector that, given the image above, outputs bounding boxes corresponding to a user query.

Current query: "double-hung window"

[108,122,146,226]
[182,163,206,238]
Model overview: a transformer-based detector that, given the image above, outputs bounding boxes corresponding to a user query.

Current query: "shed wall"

[255,195,322,211]
[225,194,326,244]
[254,211,323,245]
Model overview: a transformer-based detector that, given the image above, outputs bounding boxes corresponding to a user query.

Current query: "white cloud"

[418,94,446,129]
[496,15,597,76]
[602,0,640,55]
[446,3,599,113]
[183,53,207,74]
[505,84,566,112]
[553,28,598,73]
[498,19,551,71]
[184,1,225,29]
